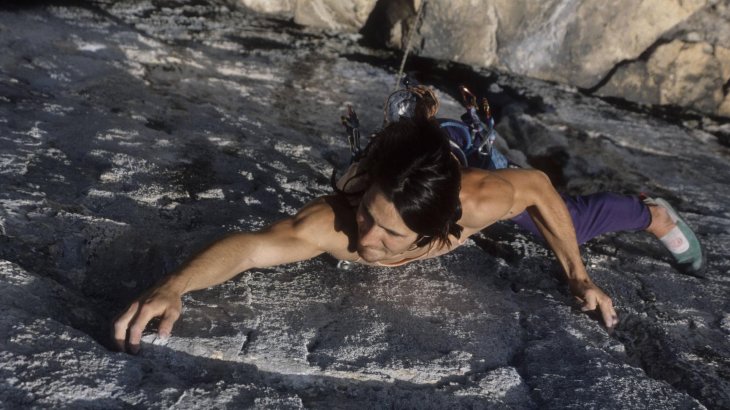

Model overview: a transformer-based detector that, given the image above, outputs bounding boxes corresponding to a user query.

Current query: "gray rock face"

[413,0,728,116]
[1,0,729,408]
[497,0,706,85]
[257,0,729,116]
[411,0,499,68]
[243,0,379,31]
[293,0,378,32]
[599,40,725,113]
[597,1,730,117]
[240,0,296,17]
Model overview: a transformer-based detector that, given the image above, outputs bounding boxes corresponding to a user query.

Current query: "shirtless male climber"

[113,90,704,354]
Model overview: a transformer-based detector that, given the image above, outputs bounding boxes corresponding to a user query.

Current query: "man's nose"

[359,222,380,246]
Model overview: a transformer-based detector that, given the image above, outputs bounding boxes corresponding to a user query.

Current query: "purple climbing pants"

[510,192,652,245]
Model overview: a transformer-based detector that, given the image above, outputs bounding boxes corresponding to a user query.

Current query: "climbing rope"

[340,0,429,165]
[393,0,428,91]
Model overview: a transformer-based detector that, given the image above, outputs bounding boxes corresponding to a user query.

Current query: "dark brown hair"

[358,118,463,248]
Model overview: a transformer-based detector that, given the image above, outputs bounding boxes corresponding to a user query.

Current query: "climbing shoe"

[644,196,705,277]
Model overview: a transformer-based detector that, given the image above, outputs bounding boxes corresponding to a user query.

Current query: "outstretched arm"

[503,169,618,328]
[461,168,618,329]
[113,199,334,353]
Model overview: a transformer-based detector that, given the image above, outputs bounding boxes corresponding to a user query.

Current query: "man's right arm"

[113,198,335,353]
[458,168,617,329]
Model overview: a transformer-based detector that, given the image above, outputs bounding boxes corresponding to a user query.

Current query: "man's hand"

[113,285,182,354]
[569,279,618,329]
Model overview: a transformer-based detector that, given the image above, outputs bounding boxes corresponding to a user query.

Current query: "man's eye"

[386,229,401,237]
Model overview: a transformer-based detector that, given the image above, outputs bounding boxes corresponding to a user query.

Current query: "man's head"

[355,119,463,261]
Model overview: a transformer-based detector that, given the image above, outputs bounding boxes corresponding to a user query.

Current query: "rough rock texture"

[360,0,419,50]
[590,39,727,113]
[409,0,499,68]
[721,95,730,117]
[257,0,730,117]
[598,39,730,116]
[1,1,729,408]
[408,0,706,87]
[500,0,705,85]
[240,0,295,17]
[293,0,378,32]
[412,0,728,116]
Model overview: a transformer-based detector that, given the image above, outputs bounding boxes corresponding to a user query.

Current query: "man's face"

[356,184,419,262]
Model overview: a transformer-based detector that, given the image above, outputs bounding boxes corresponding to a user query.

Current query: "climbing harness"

[449,85,508,170]
[342,80,509,169]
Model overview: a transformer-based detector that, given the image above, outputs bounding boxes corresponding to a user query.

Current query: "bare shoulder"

[458,168,543,231]
[288,195,358,257]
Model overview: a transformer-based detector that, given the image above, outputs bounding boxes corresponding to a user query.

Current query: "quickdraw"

[459,85,496,160]
[340,105,362,163]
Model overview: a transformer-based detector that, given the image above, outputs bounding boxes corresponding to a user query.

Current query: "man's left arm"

[497,169,618,329]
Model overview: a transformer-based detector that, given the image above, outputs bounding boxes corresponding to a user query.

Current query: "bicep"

[245,218,326,269]
[245,198,343,268]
